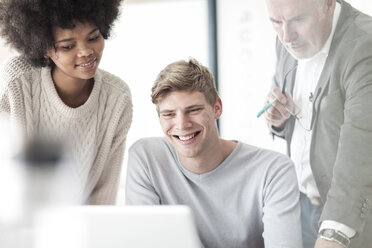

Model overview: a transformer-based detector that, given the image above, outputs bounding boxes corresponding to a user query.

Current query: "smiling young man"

[125,58,302,248]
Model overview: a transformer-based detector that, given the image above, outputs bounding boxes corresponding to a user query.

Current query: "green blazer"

[270,1,372,246]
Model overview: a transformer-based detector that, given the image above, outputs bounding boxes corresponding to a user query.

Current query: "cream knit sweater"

[0,56,133,204]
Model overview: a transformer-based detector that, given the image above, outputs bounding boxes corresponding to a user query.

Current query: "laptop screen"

[34,205,202,248]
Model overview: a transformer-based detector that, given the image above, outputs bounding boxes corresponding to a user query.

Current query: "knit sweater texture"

[0,56,133,204]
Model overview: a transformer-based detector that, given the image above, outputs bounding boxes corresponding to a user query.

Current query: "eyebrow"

[55,28,99,44]
[270,17,281,22]
[270,14,305,23]
[158,104,204,114]
[186,104,204,109]
[269,17,281,23]
[159,109,173,114]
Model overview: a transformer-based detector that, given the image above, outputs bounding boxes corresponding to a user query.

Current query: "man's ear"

[214,98,222,119]
[326,0,336,11]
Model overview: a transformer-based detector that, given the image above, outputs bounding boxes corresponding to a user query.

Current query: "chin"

[289,51,307,60]
[80,71,97,80]
[294,48,319,60]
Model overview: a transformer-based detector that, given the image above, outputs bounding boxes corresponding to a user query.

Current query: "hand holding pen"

[257,65,298,129]
[261,87,294,128]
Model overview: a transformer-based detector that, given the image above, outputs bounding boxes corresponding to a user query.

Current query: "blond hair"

[151,58,218,106]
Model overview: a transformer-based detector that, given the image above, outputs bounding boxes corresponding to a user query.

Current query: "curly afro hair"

[0,0,122,67]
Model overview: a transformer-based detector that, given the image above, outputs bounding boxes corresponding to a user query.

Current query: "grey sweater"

[126,137,302,248]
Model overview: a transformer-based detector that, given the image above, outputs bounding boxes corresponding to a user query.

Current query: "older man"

[263,0,372,247]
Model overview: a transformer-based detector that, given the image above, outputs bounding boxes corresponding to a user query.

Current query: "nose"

[175,113,192,130]
[77,44,94,57]
[282,22,297,44]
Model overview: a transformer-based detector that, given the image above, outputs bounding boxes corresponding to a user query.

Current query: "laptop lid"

[34,205,201,248]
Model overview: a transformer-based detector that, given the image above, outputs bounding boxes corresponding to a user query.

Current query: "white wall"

[217,0,286,153]
[0,39,18,65]
[348,0,372,14]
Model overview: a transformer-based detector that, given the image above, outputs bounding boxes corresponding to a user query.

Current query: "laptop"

[34,205,202,248]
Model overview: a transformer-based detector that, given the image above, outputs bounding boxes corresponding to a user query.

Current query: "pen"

[256,98,278,118]
[256,64,297,118]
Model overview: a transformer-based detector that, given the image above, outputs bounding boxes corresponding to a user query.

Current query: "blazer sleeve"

[268,38,297,155]
[319,37,372,235]
[268,38,287,137]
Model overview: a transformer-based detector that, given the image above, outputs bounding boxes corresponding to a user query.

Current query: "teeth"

[80,58,96,67]
[179,134,195,141]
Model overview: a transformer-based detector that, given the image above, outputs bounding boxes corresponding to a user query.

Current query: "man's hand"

[314,237,345,248]
[264,87,294,128]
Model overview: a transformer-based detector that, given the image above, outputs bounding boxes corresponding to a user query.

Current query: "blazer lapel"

[283,53,298,94]
[311,0,354,129]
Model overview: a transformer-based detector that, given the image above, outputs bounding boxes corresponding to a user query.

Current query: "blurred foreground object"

[0,117,79,248]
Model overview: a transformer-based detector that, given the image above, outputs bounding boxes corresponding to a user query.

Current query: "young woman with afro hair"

[0,0,133,204]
